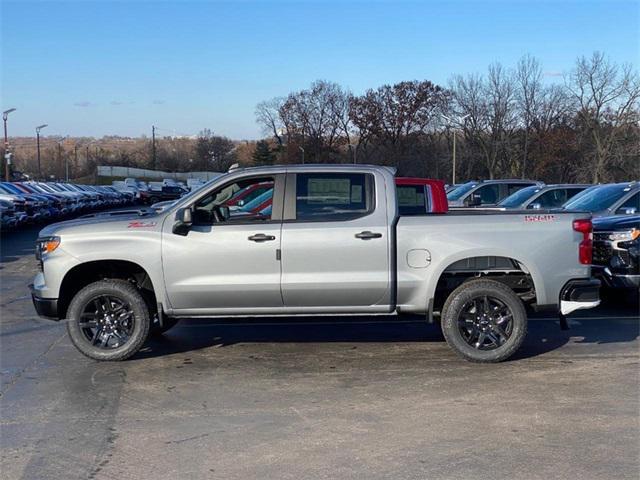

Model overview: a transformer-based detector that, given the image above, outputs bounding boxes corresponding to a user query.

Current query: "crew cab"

[31,165,599,363]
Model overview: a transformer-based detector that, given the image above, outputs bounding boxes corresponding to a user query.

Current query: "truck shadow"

[137,315,639,361]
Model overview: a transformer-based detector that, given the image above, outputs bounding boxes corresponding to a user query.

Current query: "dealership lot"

[1,226,639,480]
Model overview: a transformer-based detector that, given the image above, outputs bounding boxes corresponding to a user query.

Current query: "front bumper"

[593,266,640,289]
[29,284,59,320]
[560,279,601,315]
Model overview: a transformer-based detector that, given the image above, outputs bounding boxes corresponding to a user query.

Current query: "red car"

[226,181,274,207]
[395,177,448,214]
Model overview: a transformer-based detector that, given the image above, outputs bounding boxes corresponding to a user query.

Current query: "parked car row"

[0,181,136,230]
[110,177,199,205]
[447,179,639,215]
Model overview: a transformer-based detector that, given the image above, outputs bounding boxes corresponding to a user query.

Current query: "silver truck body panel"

[33,165,594,319]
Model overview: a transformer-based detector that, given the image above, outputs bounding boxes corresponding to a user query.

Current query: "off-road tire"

[441,278,527,363]
[66,279,151,361]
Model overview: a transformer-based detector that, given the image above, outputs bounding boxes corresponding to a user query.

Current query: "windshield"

[498,185,541,208]
[563,184,632,211]
[447,182,478,201]
[173,177,223,205]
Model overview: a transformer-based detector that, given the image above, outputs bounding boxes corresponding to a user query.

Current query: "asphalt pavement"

[1,224,639,480]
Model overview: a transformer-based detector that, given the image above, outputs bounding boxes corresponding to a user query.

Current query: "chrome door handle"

[248,233,276,242]
[355,231,382,240]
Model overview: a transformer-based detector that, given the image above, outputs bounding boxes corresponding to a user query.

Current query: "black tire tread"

[441,278,527,363]
[66,279,150,361]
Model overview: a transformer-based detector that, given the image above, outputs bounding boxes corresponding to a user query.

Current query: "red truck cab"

[395,177,448,214]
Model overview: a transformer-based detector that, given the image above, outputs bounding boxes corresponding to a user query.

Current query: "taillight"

[573,218,592,265]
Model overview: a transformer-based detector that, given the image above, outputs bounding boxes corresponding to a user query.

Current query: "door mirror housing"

[529,202,542,210]
[173,207,193,235]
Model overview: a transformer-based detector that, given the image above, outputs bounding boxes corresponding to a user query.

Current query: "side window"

[397,185,427,215]
[565,188,584,202]
[475,184,500,204]
[295,173,373,221]
[616,193,639,214]
[507,183,528,195]
[193,176,275,224]
[535,189,566,208]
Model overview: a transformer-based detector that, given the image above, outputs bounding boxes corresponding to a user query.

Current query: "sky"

[1,0,639,139]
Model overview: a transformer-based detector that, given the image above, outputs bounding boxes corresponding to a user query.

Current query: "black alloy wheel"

[79,295,135,349]
[457,295,513,350]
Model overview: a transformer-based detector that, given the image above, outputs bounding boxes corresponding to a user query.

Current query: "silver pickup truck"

[31,165,600,362]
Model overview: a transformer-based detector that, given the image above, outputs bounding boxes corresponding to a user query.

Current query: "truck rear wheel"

[66,279,151,361]
[441,279,527,363]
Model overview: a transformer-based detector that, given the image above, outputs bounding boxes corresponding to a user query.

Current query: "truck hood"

[593,214,640,231]
[38,210,162,237]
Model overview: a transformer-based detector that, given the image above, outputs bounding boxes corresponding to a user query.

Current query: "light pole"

[36,124,48,179]
[348,143,359,164]
[3,108,16,181]
[441,114,469,185]
[299,146,305,164]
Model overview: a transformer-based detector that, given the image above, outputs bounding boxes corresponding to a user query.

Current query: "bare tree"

[450,64,516,179]
[255,98,285,146]
[516,54,543,178]
[567,51,640,182]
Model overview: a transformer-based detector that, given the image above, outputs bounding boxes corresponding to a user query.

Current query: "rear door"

[280,171,391,311]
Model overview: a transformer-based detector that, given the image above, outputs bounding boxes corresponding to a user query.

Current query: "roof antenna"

[228,163,240,172]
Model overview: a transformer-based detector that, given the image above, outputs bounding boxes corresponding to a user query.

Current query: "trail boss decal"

[524,214,556,223]
[127,221,157,228]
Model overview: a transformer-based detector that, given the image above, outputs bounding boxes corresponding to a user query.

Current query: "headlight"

[35,236,61,261]
[608,229,640,242]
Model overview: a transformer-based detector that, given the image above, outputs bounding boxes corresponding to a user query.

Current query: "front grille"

[592,242,611,265]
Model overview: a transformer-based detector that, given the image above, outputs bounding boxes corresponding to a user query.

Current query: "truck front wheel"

[441,279,527,363]
[66,279,151,361]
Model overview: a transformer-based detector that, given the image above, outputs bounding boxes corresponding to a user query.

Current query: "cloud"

[110,100,123,106]
[544,71,563,78]
[152,99,166,105]
[74,101,92,107]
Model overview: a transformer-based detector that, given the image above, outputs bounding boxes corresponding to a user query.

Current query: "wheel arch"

[428,253,543,314]
[58,259,157,319]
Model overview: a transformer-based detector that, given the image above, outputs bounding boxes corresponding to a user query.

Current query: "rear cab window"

[397,184,430,215]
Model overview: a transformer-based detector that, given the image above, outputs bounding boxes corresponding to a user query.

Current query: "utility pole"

[36,124,47,180]
[299,146,305,164]
[72,143,78,181]
[3,108,16,182]
[58,141,63,180]
[441,114,469,185]
[152,125,157,170]
[348,143,358,164]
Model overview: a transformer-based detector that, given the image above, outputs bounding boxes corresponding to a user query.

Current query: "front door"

[162,174,284,314]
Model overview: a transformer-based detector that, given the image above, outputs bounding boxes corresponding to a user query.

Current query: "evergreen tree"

[252,140,275,166]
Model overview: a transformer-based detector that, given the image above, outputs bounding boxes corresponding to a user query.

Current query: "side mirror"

[172,207,192,236]
[529,202,542,210]
[466,193,482,207]
[237,199,245,207]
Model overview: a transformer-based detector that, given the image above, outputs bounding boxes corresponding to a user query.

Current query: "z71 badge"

[524,214,556,222]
